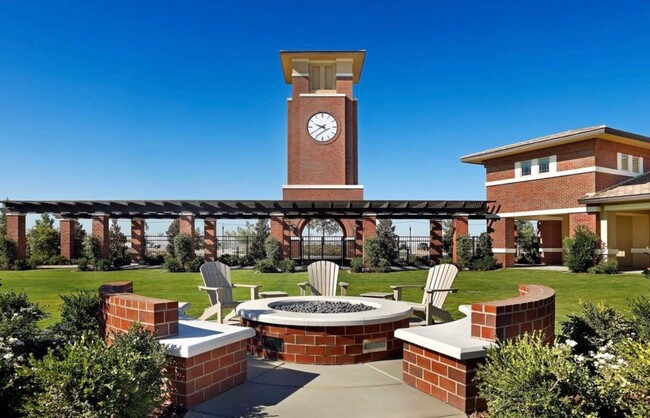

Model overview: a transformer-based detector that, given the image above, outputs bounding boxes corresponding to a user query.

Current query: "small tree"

[173,233,193,269]
[516,220,540,264]
[455,234,473,269]
[71,220,86,259]
[27,214,60,264]
[442,219,453,256]
[264,236,282,265]
[166,219,180,256]
[563,225,600,273]
[83,235,102,268]
[0,212,6,238]
[474,232,494,259]
[309,219,341,237]
[249,219,270,260]
[109,220,130,267]
[376,219,399,265]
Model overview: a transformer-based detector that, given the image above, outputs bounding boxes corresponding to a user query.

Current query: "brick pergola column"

[270,216,291,259]
[6,213,27,260]
[354,219,364,257]
[568,212,599,237]
[537,220,563,265]
[130,218,146,263]
[204,218,217,262]
[59,218,75,260]
[361,216,377,262]
[452,216,469,265]
[490,217,516,267]
[179,213,196,258]
[92,213,110,259]
[429,219,442,264]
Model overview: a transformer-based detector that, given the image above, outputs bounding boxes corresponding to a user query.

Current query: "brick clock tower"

[280,50,365,201]
[272,51,375,258]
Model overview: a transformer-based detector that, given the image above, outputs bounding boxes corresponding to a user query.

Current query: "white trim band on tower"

[493,248,517,254]
[496,206,600,218]
[486,166,638,187]
[299,93,347,97]
[539,248,563,253]
[283,185,364,189]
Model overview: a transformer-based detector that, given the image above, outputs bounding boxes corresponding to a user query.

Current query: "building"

[462,125,650,269]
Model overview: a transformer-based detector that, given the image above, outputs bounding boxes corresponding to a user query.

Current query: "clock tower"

[280,51,366,200]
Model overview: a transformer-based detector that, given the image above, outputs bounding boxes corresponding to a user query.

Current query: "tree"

[27,214,60,263]
[71,220,86,259]
[166,219,180,256]
[249,219,270,260]
[376,219,399,264]
[442,219,453,256]
[516,220,540,264]
[563,225,600,273]
[308,219,342,237]
[109,220,130,267]
[0,212,6,238]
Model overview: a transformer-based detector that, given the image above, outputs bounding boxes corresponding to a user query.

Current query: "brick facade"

[243,317,409,365]
[179,213,196,257]
[204,218,217,262]
[59,218,75,260]
[6,214,27,259]
[429,220,442,264]
[537,220,563,265]
[92,214,110,259]
[490,217,516,266]
[452,217,468,264]
[130,218,145,263]
[282,187,363,201]
[568,212,599,237]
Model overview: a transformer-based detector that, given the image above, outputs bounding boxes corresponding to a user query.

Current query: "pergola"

[3,199,497,263]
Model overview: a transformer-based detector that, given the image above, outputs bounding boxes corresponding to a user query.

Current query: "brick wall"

[470,284,555,345]
[59,219,75,260]
[166,340,248,408]
[130,219,145,263]
[6,214,27,259]
[204,219,217,262]
[92,214,110,259]
[569,212,599,236]
[403,343,485,412]
[282,187,363,200]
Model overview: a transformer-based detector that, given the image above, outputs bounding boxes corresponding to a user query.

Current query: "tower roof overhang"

[2,199,497,220]
[279,50,366,84]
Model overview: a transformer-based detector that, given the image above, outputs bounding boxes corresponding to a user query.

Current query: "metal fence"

[395,236,432,261]
[290,236,356,261]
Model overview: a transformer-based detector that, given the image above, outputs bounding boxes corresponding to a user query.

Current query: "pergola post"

[537,220,563,265]
[490,217,516,267]
[6,213,27,260]
[204,218,217,262]
[59,218,76,260]
[452,216,469,265]
[270,216,291,259]
[429,219,442,264]
[361,216,377,262]
[92,213,110,259]
[179,213,196,259]
[130,218,146,263]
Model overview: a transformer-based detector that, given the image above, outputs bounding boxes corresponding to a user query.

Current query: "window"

[632,156,640,173]
[538,157,550,174]
[309,64,335,91]
[621,154,629,171]
[618,153,643,174]
[521,160,532,176]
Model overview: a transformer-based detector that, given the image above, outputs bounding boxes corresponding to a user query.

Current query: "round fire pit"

[236,296,412,365]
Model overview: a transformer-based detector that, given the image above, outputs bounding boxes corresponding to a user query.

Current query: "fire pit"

[236,296,412,365]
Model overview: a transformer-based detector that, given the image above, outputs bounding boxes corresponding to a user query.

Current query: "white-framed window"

[309,64,335,91]
[618,153,643,174]
[515,155,557,178]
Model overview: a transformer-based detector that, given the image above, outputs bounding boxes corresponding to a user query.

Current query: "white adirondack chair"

[198,261,261,323]
[298,261,348,296]
[391,264,459,325]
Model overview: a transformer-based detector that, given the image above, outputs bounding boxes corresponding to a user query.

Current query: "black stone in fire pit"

[273,300,376,314]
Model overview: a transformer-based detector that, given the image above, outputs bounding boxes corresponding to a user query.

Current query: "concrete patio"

[186,356,467,418]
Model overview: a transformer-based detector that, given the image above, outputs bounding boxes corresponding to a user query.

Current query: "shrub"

[477,333,598,418]
[471,255,501,271]
[163,256,184,273]
[249,219,270,261]
[76,257,89,271]
[455,234,473,269]
[0,236,17,270]
[440,256,454,264]
[240,254,255,267]
[55,289,99,339]
[599,340,650,416]
[229,254,242,266]
[26,325,168,417]
[278,259,296,273]
[83,235,102,267]
[166,219,180,257]
[143,252,165,266]
[370,258,391,273]
[587,258,619,274]
[629,295,650,341]
[363,236,382,270]
[12,259,31,270]
[264,237,282,265]
[47,254,69,265]
[95,258,113,271]
[516,220,541,264]
[173,233,193,268]
[561,301,635,357]
[218,254,233,266]
[26,214,60,263]
[376,220,399,264]
[256,259,277,273]
[563,224,600,273]
[350,257,364,273]
[186,257,203,273]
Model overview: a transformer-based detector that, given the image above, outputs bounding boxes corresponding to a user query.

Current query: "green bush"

[12,259,31,270]
[363,236,382,270]
[143,252,165,266]
[26,325,168,417]
[471,255,501,271]
[55,290,99,339]
[599,340,650,416]
[47,254,69,265]
[249,219,270,261]
[563,224,600,273]
[376,220,399,265]
[229,254,242,266]
[587,258,619,274]
[186,257,203,273]
[455,234,473,269]
[83,235,102,267]
[440,256,454,264]
[163,256,184,273]
[218,254,233,266]
[477,333,598,418]
[26,214,60,263]
[240,254,255,267]
[76,257,89,271]
[95,258,113,271]
[173,233,193,269]
[256,259,277,273]
[278,259,296,273]
[350,257,364,273]
[109,220,131,268]
[629,296,650,341]
[370,258,391,273]
[264,237,282,264]
[0,236,17,270]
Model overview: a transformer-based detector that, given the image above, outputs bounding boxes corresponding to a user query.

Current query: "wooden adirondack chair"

[391,264,459,325]
[298,260,348,296]
[198,261,261,323]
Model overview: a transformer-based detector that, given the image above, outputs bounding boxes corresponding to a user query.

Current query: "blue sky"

[2,1,650,235]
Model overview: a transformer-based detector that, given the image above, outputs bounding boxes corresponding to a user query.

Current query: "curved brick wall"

[243,317,409,365]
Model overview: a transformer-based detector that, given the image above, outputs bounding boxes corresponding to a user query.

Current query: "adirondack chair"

[198,261,261,323]
[391,264,459,325]
[298,260,348,296]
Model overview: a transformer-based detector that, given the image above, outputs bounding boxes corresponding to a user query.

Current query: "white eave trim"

[486,166,637,187]
[496,206,600,218]
[283,185,364,189]
[299,93,347,97]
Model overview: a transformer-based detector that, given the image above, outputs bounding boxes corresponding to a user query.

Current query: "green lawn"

[1,267,648,328]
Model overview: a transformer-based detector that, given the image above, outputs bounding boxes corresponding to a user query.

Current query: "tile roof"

[580,171,650,204]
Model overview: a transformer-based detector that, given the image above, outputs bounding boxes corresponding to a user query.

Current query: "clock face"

[307,112,338,142]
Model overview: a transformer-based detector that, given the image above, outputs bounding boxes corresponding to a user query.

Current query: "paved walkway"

[187,357,467,418]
